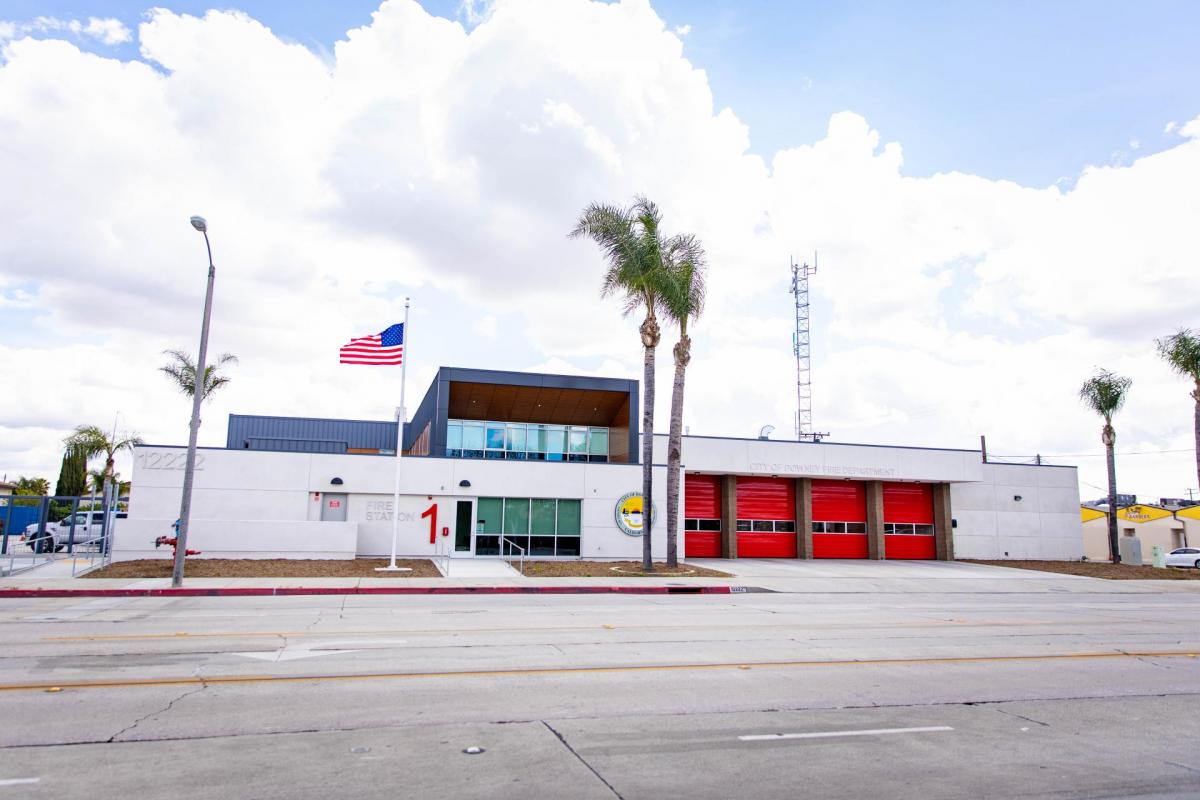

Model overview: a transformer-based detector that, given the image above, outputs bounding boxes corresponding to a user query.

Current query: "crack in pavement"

[106,679,209,743]
[1117,649,1177,670]
[542,720,624,800]
[988,705,1050,728]
[1164,760,1200,775]
[6,690,1198,751]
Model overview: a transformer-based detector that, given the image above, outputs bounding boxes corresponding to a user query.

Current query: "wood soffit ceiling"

[448,382,630,426]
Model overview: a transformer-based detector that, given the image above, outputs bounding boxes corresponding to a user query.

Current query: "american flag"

[339,323,405,365]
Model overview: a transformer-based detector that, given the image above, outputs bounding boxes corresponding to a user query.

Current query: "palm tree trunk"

[1193,382,1199,494]
[1104,425,1120,564]
[640,315,659,572]
[666,334,690,568]
[641,347,655,571]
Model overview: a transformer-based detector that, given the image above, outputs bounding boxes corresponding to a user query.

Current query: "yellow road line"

[2,650,1195,693]
[39,618,1120,643]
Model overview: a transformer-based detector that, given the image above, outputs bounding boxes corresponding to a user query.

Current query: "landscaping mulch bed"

[518,560,730,578]
[963,559,1200,580]
[83,558,441,579]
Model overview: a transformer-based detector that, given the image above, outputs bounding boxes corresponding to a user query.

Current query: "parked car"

[19,511,127,552]
[1165,547,1200,568]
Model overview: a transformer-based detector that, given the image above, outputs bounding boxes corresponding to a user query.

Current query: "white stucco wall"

[950,463,1083,560]
[114,519,358,560]
[127,446,667,560]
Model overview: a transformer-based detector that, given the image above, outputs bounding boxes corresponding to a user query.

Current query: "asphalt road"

[2,580,1199,798]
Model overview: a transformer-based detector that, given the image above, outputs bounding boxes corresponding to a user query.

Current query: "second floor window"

[446,420,609,462]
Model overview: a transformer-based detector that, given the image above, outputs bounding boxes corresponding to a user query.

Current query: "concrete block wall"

[951,463,1083,560]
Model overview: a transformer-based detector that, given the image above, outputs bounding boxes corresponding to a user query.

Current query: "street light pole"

[172,215,216,588]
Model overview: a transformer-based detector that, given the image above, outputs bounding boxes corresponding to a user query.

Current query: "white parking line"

[738,725,954,742]
[0,778,40,787]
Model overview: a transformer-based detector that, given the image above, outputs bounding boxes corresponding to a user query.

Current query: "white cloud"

[0,15,131,45]
[673,24,691,36]
[1,0,1198,501]
[1164,120,1177,135]
[81,17,133,45]
[474,314,499,338]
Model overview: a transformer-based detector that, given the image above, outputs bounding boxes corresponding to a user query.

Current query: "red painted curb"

[0,585,733,599]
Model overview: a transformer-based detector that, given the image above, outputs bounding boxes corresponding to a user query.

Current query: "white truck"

[21,510,126,552]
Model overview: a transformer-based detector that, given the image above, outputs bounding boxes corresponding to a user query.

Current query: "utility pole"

[790,255,828,442]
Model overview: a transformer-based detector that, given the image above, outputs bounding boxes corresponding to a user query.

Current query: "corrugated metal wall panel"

[245,438,347,454]
[882,482,934,523]
[811,479,867,521]
[228,415,396,452]
[735,477,795,520]
[684,474,721,519]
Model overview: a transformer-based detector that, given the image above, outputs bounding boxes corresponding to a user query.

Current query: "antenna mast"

[791,255,828,442]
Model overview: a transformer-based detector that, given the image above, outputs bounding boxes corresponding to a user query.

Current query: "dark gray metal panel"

[432,373,450,455]
[438,366,636,395]
[628,381,640,466]
[245,438,348,454]
[405,373,441,452]
[229,415,395,452]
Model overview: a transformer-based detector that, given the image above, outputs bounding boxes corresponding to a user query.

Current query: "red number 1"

[421,504,437,544]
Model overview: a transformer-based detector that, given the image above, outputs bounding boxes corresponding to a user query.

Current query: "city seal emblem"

[614,492,654,537]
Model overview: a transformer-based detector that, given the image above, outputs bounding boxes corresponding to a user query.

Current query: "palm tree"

[660,239,707,567]
[572,196,671,571]
[87,469,106,510]
[1079,369,1132,563]
[13,476,50,496]
[1155,328,1200,493]
[64,426,143,502]
[159,349,238,401]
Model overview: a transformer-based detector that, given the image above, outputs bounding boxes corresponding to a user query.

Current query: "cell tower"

[790,255,828,442]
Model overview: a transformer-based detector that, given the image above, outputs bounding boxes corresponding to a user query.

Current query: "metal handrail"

[70,531,113,577]
[500,537,525,575]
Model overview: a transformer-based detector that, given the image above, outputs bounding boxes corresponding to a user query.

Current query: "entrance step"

[443,559,520,579]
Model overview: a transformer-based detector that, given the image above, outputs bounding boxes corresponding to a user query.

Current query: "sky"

[1,0,1198,503]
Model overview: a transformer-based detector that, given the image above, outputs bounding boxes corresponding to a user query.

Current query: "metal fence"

[0,489,122,576]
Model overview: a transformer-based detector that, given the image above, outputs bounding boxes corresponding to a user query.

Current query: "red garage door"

[812,480,868,558]
[736,477,796,557]
[883,482,936,559]
[684,474,722,557]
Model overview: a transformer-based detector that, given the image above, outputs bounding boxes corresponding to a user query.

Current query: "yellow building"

[1081,504,1198,561]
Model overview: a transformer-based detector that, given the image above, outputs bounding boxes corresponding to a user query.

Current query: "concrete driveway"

[685,558,1200,594]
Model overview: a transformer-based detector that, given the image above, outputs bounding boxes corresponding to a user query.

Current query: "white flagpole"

[378,298,411,573]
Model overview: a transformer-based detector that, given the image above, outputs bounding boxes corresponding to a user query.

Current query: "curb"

[0,585,735,598]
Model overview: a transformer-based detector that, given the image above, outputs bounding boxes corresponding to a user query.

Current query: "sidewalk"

[2,559,1198,597]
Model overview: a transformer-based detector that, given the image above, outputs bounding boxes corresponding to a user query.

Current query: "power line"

[992,448,1193,459]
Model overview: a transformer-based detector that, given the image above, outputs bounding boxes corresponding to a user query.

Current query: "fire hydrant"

[154,535,201,558]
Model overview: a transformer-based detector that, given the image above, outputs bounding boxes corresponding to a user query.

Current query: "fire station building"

[121,367,1083,562]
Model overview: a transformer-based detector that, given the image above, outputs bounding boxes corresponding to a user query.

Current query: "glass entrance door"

[452,499,475,557]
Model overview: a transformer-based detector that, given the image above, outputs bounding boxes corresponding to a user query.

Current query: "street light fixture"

[172,215,216,588]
